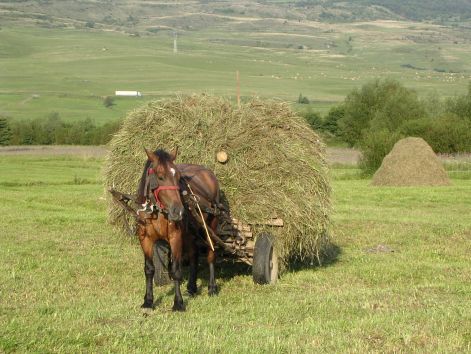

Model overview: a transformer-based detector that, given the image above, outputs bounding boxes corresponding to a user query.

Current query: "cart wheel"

[153,240,171,286]
[252,233,278,285]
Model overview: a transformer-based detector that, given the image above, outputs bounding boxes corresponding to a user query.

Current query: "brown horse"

[137,148,220,311]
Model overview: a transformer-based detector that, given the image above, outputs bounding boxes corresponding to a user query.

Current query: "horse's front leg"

[170,255,185,311]
[139,228,155,309]
[207,248,218,296]
[143,255,155,308]
[169,224,185,312]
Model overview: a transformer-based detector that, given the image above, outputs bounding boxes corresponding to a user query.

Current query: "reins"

[184,182,215,252]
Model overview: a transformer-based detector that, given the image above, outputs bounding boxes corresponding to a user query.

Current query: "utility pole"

[236,70,240,108]
[173,31,178,54]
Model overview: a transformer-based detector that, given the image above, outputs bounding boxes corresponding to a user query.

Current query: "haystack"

[104,95,331,264]
[372,137,450,186]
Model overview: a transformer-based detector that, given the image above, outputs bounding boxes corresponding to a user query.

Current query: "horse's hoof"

[208,285,219,296]
[172,302,186,312]
[186,286,198,297]
[141,307,153,316]
[141,301,154,309]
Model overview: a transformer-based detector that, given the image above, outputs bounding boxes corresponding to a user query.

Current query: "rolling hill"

[1,0,471,124]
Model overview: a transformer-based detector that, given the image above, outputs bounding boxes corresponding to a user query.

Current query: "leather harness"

[144,167,180,211]
[141,167,220,220]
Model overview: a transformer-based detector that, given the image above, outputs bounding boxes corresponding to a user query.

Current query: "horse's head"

[145,147,184,222]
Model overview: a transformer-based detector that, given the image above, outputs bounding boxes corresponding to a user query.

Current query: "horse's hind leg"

[207,217,219,296]
[186,237,198,296]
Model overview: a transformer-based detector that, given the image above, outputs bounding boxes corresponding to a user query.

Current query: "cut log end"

[216,151,228,164]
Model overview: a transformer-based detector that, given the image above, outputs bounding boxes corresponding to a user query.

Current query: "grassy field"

[1,154,470,352]
[2,18,471,124]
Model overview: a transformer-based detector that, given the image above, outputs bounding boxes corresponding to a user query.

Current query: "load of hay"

[104,95,331,264]
[371,137,450,186]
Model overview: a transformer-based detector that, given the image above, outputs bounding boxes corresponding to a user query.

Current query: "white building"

[115,91,142,97]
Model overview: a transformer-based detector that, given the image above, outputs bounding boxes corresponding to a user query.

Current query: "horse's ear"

[144,148,159,163]
[170,146,179,161]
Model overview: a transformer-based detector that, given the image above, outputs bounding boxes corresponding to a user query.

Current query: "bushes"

[401,115,471,153]
[359,130,402,174]
[338,78,425,146]
[0,117,12,146]
[103,96,115,108]
[298,93,310,104]
[317,78,471,174]
[445,82,471,122]
[399,118,431,138]
[323,105,344,136]
[303,110,323,130]
[428,115,471,153]
[6,114,121,146]
[300,106,343,136]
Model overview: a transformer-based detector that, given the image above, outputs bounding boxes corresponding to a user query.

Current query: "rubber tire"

[252,233,278,285]
[153,240,171,286]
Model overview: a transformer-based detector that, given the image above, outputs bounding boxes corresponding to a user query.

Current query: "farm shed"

[115,91,142,97]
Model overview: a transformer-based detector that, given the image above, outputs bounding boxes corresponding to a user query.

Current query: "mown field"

[1,153,470,352]
[1,17,471,124]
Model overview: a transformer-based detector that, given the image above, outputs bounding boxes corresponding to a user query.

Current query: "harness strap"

[153,185,180,209]
[186,183,215,252]
[146,166,181,209]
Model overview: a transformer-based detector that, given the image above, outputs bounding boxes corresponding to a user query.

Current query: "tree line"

[0,113,121,146]
[2,80,470,177]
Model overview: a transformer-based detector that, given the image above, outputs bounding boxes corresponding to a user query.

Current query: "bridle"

[147,167,180,210]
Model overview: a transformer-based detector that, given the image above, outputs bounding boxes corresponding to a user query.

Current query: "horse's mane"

[154,149,173,164]
[136,149,172,203]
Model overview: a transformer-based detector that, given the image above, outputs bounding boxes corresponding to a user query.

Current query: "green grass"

[444,161,471,180]
[1,21,471,124]
[1,154,470,352]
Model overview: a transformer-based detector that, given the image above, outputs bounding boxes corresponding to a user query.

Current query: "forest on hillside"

[292,0,471,22]
[2,0,471,26]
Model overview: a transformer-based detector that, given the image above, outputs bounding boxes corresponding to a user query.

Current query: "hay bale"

[104,95,331,264]
[371,137,450,186]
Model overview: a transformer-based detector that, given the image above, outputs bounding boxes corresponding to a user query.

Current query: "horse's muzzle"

[168,204,184,222]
